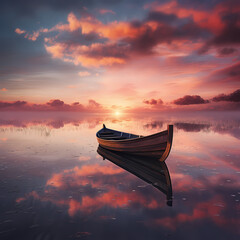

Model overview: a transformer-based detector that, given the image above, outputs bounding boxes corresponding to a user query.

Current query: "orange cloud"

[45,41,126,67]
[67,188,160,216]
[16,162,164,217]
[0,99,105,112]
[46,164,124,188]
[153,196,238,230]
[15,28,26,34]
[0,88,7,91]
[45,43,65,58]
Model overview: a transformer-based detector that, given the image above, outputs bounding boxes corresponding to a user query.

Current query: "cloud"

[212,89,240,102]
[209,13,240,47]
[47,99,64,107]
[18,9,207,67]
[218,47,237,56]
[147,0,240,55]
[88,99,101,109]
[204,61,240,88]
[218,62,240,80]
[44,43,65,58]
[72,102,80,105]
[0,88,7,91]
[45,41,127,67]
[146,11,178,23]
[0,100,27,108]
[15,28,26,34]
[0,99,104,112]
[143,98,163,105]
[10,0,240,72]
[173,95,209,105]
[78,71,91,77]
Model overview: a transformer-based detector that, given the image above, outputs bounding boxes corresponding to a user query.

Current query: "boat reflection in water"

[97,145,173,206]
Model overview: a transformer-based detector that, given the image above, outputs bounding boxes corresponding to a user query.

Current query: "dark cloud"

[47,99,64,107]
[212,21,240,46]
[197,61,240,91]
[173,95,209,105]
[0,101,27,108]
[222,63,240,78]
[146,11,178,23]
[199,9,240,54]
[40,7,208,62]
[56,30,105,46]
[207,61,240,86]
[127,21,205,54]
[72,102,80,105]
[85,43,129,59]
[0,99,103,112]
[218,47,237,55]
[143,98,163,105]
[212,89,240,102]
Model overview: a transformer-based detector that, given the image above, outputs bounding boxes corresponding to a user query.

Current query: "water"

[0,112,239,240]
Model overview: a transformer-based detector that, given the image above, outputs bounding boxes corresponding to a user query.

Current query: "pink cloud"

[173,95,209,105]
[143,98,163,105]
[17,10,206,67]
[47,99,64,107]
[15,28,26,34]
[212,89,240,102]
[0,100,27,109]
[88,99,101,109]
[1,88,240,113]
[0,99,104,112]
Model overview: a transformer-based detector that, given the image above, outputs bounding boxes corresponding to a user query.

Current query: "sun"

[114,111,121,116]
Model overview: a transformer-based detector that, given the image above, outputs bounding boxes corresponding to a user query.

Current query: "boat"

[97,146,173,206]
[96,124,173,161]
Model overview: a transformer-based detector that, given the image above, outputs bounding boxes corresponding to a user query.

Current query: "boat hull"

[96,125,173,161]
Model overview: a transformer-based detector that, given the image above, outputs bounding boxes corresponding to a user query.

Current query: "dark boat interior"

[97,124,141,140]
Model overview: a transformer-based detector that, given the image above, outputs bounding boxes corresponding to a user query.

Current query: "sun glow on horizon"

[114,111,121,116]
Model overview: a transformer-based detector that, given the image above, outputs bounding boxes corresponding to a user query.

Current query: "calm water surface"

[0,112,239,240]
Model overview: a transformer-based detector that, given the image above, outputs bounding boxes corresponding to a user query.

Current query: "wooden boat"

[96,124,173,161]
[97,146,173,206]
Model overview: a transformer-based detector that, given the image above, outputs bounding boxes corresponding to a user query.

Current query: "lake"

[0,111,239,240]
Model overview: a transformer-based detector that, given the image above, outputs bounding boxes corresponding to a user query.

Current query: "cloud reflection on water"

[0,112,239,239]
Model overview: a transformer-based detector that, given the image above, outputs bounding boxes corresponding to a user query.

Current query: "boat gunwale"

[96,128,168,143]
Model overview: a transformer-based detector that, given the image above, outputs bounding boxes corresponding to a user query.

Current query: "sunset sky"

[0,0,240,112]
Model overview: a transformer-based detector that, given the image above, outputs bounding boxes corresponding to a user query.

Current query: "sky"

[0,0,240,112]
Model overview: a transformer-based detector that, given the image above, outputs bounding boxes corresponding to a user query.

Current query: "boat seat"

[101,136,127,140]
[99,132,115,136]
